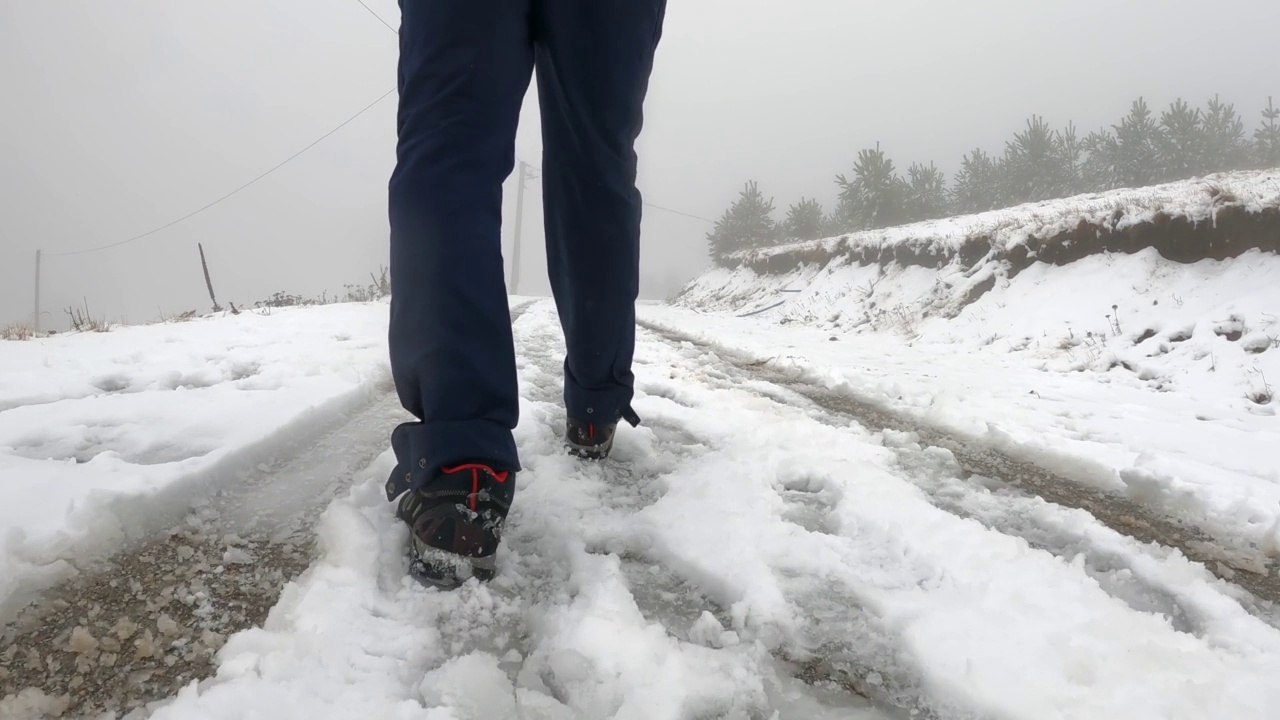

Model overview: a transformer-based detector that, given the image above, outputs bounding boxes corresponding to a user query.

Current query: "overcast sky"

[3,0,1278,328]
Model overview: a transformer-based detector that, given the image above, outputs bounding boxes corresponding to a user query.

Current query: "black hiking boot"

[396,463,512,589]
[566,406,641,460]
[566,417,618,460]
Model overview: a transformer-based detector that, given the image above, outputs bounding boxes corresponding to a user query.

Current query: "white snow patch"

[419,652,517,719]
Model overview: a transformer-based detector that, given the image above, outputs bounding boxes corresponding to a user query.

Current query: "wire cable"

[353,0,398,35]
[46,88,396,257]
[515,156,714,224]
[642,202,715,224]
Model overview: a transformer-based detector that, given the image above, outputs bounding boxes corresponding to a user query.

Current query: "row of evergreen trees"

[708,95,1280,262]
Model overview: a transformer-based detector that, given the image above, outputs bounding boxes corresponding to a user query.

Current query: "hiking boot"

[566,418,619,460]
[396,463,512,588]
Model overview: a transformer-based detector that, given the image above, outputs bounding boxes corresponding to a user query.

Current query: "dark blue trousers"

[385,0,665,501]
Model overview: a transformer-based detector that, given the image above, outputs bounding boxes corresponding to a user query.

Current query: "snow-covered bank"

[0,303,392,620]
[663,176,1280,568]
[729,169,1280,280]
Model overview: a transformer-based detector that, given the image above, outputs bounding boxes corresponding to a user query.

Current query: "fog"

[3,0,1278,328]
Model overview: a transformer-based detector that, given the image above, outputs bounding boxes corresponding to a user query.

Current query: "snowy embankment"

[730,169,1280,281]
[657,168,1280,570]
[0,304,391,620]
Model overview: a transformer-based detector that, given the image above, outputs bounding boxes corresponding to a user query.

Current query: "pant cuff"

[385,419,520,501]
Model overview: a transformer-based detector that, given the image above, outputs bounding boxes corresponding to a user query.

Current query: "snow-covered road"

[5,300,1280,719]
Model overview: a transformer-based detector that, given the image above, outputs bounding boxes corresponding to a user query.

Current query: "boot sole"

[408,539,497,589]
[567,436,614,460]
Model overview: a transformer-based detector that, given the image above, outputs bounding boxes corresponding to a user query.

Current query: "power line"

[46,88,396,258]
[514,157,714,225]
[642,202,715,224]
[353,0,398,35]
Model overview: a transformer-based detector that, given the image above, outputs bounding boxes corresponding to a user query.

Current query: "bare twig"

[199,243,223,313]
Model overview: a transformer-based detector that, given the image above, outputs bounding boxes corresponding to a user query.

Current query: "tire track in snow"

[0,392,407,717]
[774,419,1271,637]
[639,320,1280,612]
[0,301,539,718]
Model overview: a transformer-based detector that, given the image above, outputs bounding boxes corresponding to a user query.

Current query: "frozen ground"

[4,287,1280,717]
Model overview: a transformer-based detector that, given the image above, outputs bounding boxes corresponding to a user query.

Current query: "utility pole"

[33,249,42,332]
[509,160,528,295]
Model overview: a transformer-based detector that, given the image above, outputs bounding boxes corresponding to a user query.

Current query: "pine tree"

[828,182,862,235]
[823,204,859,236]
[1155,98,1204,182]
[1201,95,1249,173]
[1081,129,1120,191]
[951,148,1001,214]
[904,162,948,222]
[1255,96,1280,169]
[1112,98,1160,188]
[1056,122,1084,196]
[835,145,907,230]
[706,181,777,264]
[1001,115,1069,204]
[783,198,826,240]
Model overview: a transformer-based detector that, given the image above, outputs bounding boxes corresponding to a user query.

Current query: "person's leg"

[386,0,534,502]
[534,0,667,435]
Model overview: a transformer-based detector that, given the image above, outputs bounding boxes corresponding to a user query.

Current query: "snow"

[127,304,1280,719]
[660,245,1280,566]
[0,303,391,620]
[4,254,1280,716]
[733,168,1280,265]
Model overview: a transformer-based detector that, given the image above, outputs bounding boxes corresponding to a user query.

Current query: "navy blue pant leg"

[535,0,667,427]
[386,1,533,500]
